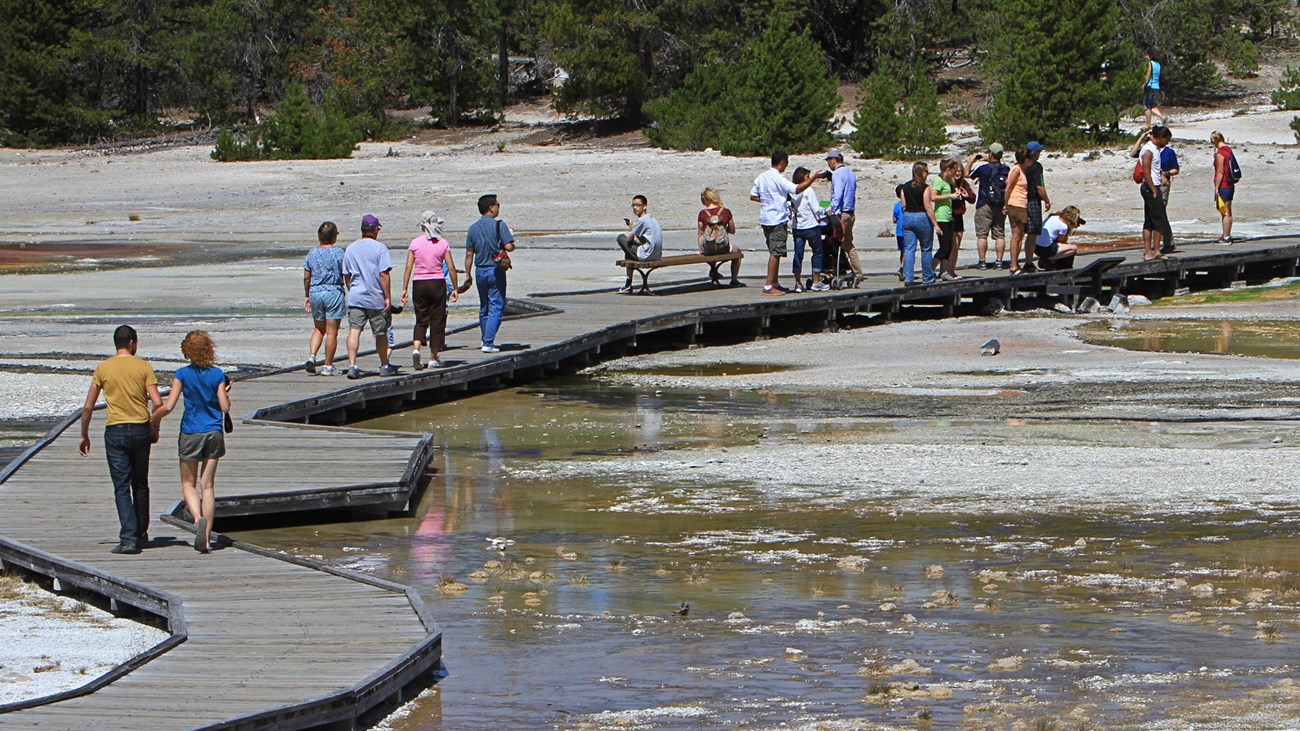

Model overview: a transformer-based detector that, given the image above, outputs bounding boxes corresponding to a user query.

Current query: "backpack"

[984,162,1009,205]
[1227,151,1242,183]
[701,209,730,253]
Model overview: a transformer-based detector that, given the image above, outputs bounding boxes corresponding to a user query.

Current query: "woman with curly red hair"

[151,330,230,553]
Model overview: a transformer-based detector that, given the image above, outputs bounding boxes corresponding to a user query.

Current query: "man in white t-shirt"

[750,151,822,296]
[616,194,663,293]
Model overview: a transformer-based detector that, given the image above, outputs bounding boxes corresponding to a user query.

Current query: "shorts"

[762,223,788,257]
[1036,242,1059,259]
[700,241,740,256]
[1143,89,1158,109]
[348,307,391,335]
[895,235,905,252]
[952,214,964,233]
[1026,201,1044,235]
[1217,187,1234,202]
[1006,205,1029,228]
[309,287,345,321]
[974,204,1005,239]
[178,431,225,461]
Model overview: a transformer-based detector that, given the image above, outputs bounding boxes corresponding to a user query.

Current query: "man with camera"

[342,214,399,379]
[616,194,663,294]
[965,142,1010,269]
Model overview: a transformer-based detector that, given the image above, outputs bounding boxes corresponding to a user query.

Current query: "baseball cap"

[988,142,1004,154]
[1026,141,1045,152]
[361,214,381,230]
[825,150,844,160]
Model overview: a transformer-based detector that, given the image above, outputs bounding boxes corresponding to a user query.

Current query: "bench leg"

[708,261,723,286]
[637,267,653,295]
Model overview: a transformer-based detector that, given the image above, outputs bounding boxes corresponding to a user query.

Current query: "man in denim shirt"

[826,151,860,277]
[464,194,516,353]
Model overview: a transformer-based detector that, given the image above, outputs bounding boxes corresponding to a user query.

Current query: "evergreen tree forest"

[0,0,1294,154]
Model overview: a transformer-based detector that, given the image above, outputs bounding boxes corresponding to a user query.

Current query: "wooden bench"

[615,252,745,295]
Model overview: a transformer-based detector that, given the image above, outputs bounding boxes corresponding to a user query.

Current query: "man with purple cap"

[825,150,861,277]
[342,214,399,379]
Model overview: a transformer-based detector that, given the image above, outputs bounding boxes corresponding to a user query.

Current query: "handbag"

[493,221,512,269]
[224,412,234,434]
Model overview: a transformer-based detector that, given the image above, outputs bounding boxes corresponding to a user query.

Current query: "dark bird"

[673,601,689,617]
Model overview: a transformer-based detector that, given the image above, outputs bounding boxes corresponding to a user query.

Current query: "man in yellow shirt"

[79,325,162,554]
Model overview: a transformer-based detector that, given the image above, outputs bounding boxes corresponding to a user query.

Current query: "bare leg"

[323,320,340,366]
[346,327,362,367]
[948,232,963,276]
[1009,225,1025,272]
[976,235,988,264]
[198,458,218,547]
[995,236,1006,263]
[179,459,201,524]
[375,334,389,367]
[309,321,326,359]
[766,256,780,288]
[1222,199,1234,239]
[730,258,741,284]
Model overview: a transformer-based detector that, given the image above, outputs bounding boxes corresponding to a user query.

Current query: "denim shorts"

[1143,89,1158,109]
[1218,187,1234,202]
[310,287,345,321]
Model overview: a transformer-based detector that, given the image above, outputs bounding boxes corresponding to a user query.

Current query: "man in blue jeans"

[463,194,516,353]
[79,325,163,554]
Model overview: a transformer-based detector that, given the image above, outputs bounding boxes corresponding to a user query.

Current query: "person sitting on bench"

[1035,206,1084,271]
[617,194,663,293]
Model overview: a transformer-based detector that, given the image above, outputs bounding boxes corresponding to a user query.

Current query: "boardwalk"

[2,235,1297,729]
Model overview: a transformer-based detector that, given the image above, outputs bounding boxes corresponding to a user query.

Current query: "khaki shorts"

[348,307,390,335]
[762,223,788,257]
[974,204,1005,239]
[1006,205,1029,228]
[178,431,225,462]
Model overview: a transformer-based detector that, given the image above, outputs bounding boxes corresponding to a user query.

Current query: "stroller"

[817,214,858,290]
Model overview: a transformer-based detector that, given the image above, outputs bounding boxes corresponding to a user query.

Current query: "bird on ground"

[673,601,690,617]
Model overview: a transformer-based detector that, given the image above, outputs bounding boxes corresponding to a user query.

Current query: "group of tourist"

[81,326,229,554]
[303,194,517,379]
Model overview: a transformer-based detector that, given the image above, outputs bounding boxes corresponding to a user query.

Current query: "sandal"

[1009,268,1022,276]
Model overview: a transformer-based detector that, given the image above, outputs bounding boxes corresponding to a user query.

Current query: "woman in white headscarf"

[400,210,459,369]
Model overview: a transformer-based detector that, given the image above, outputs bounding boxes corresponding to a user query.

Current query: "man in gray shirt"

[342,214,399,379]
[616,194,663,294]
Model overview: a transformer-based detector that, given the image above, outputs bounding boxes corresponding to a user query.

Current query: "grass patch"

[1154,281,1300,306]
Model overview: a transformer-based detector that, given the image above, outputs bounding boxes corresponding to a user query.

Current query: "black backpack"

[1228,151,1242,183]
[984,162,1010,205]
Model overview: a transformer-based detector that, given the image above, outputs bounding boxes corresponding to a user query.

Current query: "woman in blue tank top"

[152,330,230,553]
[1143,50,1166,128]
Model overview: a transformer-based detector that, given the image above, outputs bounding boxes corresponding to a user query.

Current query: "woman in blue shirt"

[1143,50,1166,129]
[152,331,230,553]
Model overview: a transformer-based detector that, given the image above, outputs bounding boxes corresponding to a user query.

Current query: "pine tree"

[898,63,947,155]
[849,70,903,158]
[715,1,839,157]
[982,0,1138,146]
[646,62,735,151]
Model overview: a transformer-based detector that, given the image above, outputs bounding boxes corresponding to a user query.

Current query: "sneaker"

[319,365,338,376]
[110,542,141,555]
[379,363,400,377]
[304,358,317,375]
[430,359,446,368]
[897,268,904,282]
[793,283,805,293]
[975,261,988,270]
[412,352,424,370]
[1216,237,1234,245]
[347,366,361,380]
[617,285,633,294]
[811,282,830,292]
[761,286,786,296]
[939,272,957,281]
[482,345,501,353]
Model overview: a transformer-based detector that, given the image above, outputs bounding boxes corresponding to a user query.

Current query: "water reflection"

[228,378,1300,730]
[1079,318,1300,359]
